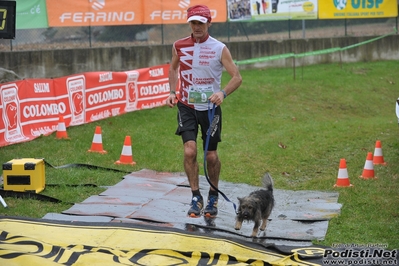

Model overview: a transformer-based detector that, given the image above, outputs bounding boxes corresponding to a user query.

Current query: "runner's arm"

[221,46,242,97]
[208,46,242,105]
[167,45,179,107]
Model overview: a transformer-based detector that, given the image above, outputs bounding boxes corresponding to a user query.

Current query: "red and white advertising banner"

[46,0,144,27]
[46,0,227,27]
[143,0,227,25]
[0,64,170,147]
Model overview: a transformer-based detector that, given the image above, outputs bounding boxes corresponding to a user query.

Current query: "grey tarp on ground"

[45,169,342,245]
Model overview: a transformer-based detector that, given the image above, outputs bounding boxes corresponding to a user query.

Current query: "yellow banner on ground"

[0,218,323,265]
[319,0,398,19]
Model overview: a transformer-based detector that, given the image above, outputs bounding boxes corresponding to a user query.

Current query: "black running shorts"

[175,101,222,151]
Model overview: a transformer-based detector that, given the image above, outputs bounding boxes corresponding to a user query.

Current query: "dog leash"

[205,101,238,214]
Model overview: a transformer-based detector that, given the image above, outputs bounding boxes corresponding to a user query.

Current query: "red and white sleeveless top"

[173,33,225,111]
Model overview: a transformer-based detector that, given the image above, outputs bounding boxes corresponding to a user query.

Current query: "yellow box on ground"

[2,158,45,193]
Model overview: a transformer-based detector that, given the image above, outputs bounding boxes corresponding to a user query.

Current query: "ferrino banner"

[46,0,227,27]
[319,0,398,19]
[16,0,398,28]
[0,64,170,147]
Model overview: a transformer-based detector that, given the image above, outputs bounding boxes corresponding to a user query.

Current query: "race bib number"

[188,85,213,104]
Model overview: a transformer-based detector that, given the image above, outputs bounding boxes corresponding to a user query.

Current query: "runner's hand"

[167,94,177,107]
[208,91,224,106]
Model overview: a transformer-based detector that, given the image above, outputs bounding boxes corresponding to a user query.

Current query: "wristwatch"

[222,90,227,99]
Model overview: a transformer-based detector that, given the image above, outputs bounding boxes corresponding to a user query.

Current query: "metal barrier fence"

[0,18,398,51]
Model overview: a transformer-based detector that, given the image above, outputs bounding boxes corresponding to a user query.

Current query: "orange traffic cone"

[88,126,107,154]
[115,136,136,165]
[56,116,69,139]
[334,158,353,187]
[360,152,376,179]
[373,140,386,165]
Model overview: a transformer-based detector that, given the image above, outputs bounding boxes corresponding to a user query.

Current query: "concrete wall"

[0,35,398,79]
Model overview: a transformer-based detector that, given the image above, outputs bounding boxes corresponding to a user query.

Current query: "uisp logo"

[90,0,105,10]
[334,0,347,10]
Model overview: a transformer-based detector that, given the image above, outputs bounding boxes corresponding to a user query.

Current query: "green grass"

[1,61,398,249]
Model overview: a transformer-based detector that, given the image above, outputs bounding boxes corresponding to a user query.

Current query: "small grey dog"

[234,173,275,237]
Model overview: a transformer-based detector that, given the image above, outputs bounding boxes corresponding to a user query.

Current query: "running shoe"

[204,195,218,217]
[187,195,203,217]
